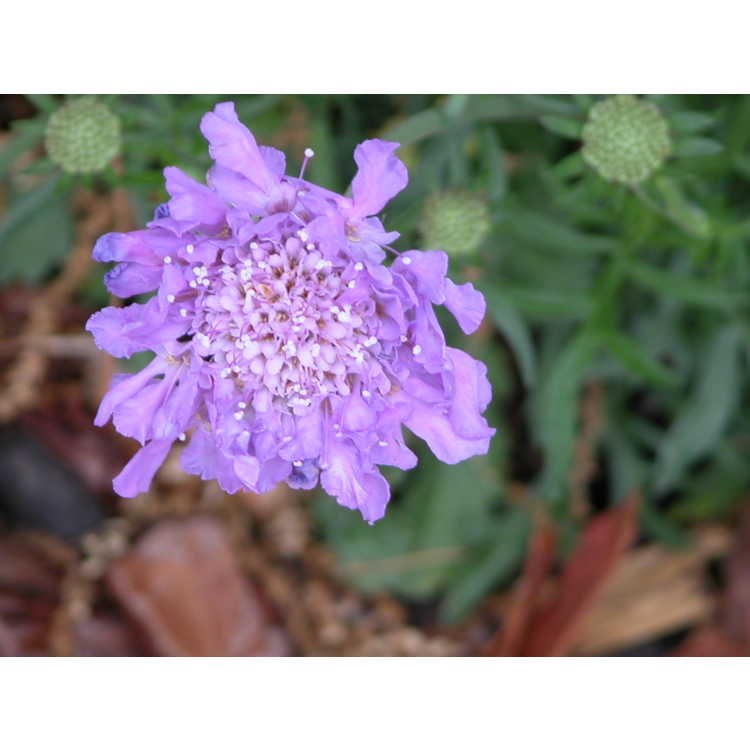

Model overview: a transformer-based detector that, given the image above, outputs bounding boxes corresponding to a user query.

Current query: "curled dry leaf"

[483,492,641,657]
[106,516,290,656]
[521,491,641,656]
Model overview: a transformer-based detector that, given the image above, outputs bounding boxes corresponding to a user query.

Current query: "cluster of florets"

[87,102,494,522]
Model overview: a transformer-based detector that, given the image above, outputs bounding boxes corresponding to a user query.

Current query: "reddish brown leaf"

[72,614,146,657]
[520,491,641,656]
[482,516,556,656]
[106,517,290,656]
[721,503,750,644]
[671,626,750,657]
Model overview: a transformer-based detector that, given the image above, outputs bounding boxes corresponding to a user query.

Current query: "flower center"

[186,229,379,416]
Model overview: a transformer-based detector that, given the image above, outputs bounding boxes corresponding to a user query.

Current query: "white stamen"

[400,335,408,343]
[234,411,244,421]
[180,309,188,317]
[347,280,356,288]
[186,244,194,254]
[238,401,247,409]
[167,294,176,303]
[178,433,187,441]
[402,256,412,265]
[293,460,303,467]
[354,262,364,272]
[378,440,388,447]
[164,256,172,264]
[304,148,315,159]
[412,345,422,355]
[362,389,371,398]
[365,336,378,347]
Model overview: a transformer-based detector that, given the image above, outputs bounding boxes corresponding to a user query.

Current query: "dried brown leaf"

[520,492,641,656]
[106,517,289,656]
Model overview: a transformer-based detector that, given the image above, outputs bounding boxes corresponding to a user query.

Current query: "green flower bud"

[419,190,490,257]
[45,97,121,174]
[582,95,671,185]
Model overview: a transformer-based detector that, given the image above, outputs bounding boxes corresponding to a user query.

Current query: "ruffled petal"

[200,102,278,193]
[444,279,486,335]
[321,438,391,522]
[94,355,167,427]
[350,139,408,220]
[112,439,174,497]
[86,299,186,358]
[104,262,163,297]
[162,166,226,227]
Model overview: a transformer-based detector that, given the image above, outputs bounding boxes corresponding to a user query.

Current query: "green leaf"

[381,109,444,146]
[539,115,582,140]
[674,137,723,158]
[0,120,46,176]
[599,329,679,387]
[626,261,742,310]
[653,326,743,494]
[438,508,530,623]
[507,210,617,255]
[534,333,598,503]
[0,177,72,284]
[501,287,593,321]
[669,111,715,134]
[480,283,537,387]
[652,177,712,240]
[316,454,500,600]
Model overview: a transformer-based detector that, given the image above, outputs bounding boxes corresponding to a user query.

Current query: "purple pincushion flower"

[87,102,495,523]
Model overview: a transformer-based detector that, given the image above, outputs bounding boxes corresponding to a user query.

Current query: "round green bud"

[582,95,671,185]
[45,97,121,174]
[419,190,491,257]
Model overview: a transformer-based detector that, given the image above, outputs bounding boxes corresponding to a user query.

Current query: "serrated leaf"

[653,326,742,494]
[540,115,582,140]
[534,334,598,503]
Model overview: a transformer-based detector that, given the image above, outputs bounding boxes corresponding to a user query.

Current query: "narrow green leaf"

[539,115,582,140]
[0,120,46,176]
[653,326,742,494]
[0,176,61,248]
[502,287,593,321]
[0,178,72,284]
[669,111,715,134]
[626,261,742,310]
[507,210,617,255]
[600,329,679,387]
[674,137,723,158]
[480,283,537,387]
[534,334,598,503]
[438,508,530,623]
[381,109,444,146]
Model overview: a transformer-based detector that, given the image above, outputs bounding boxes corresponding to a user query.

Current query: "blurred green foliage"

[2,94,749,622]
